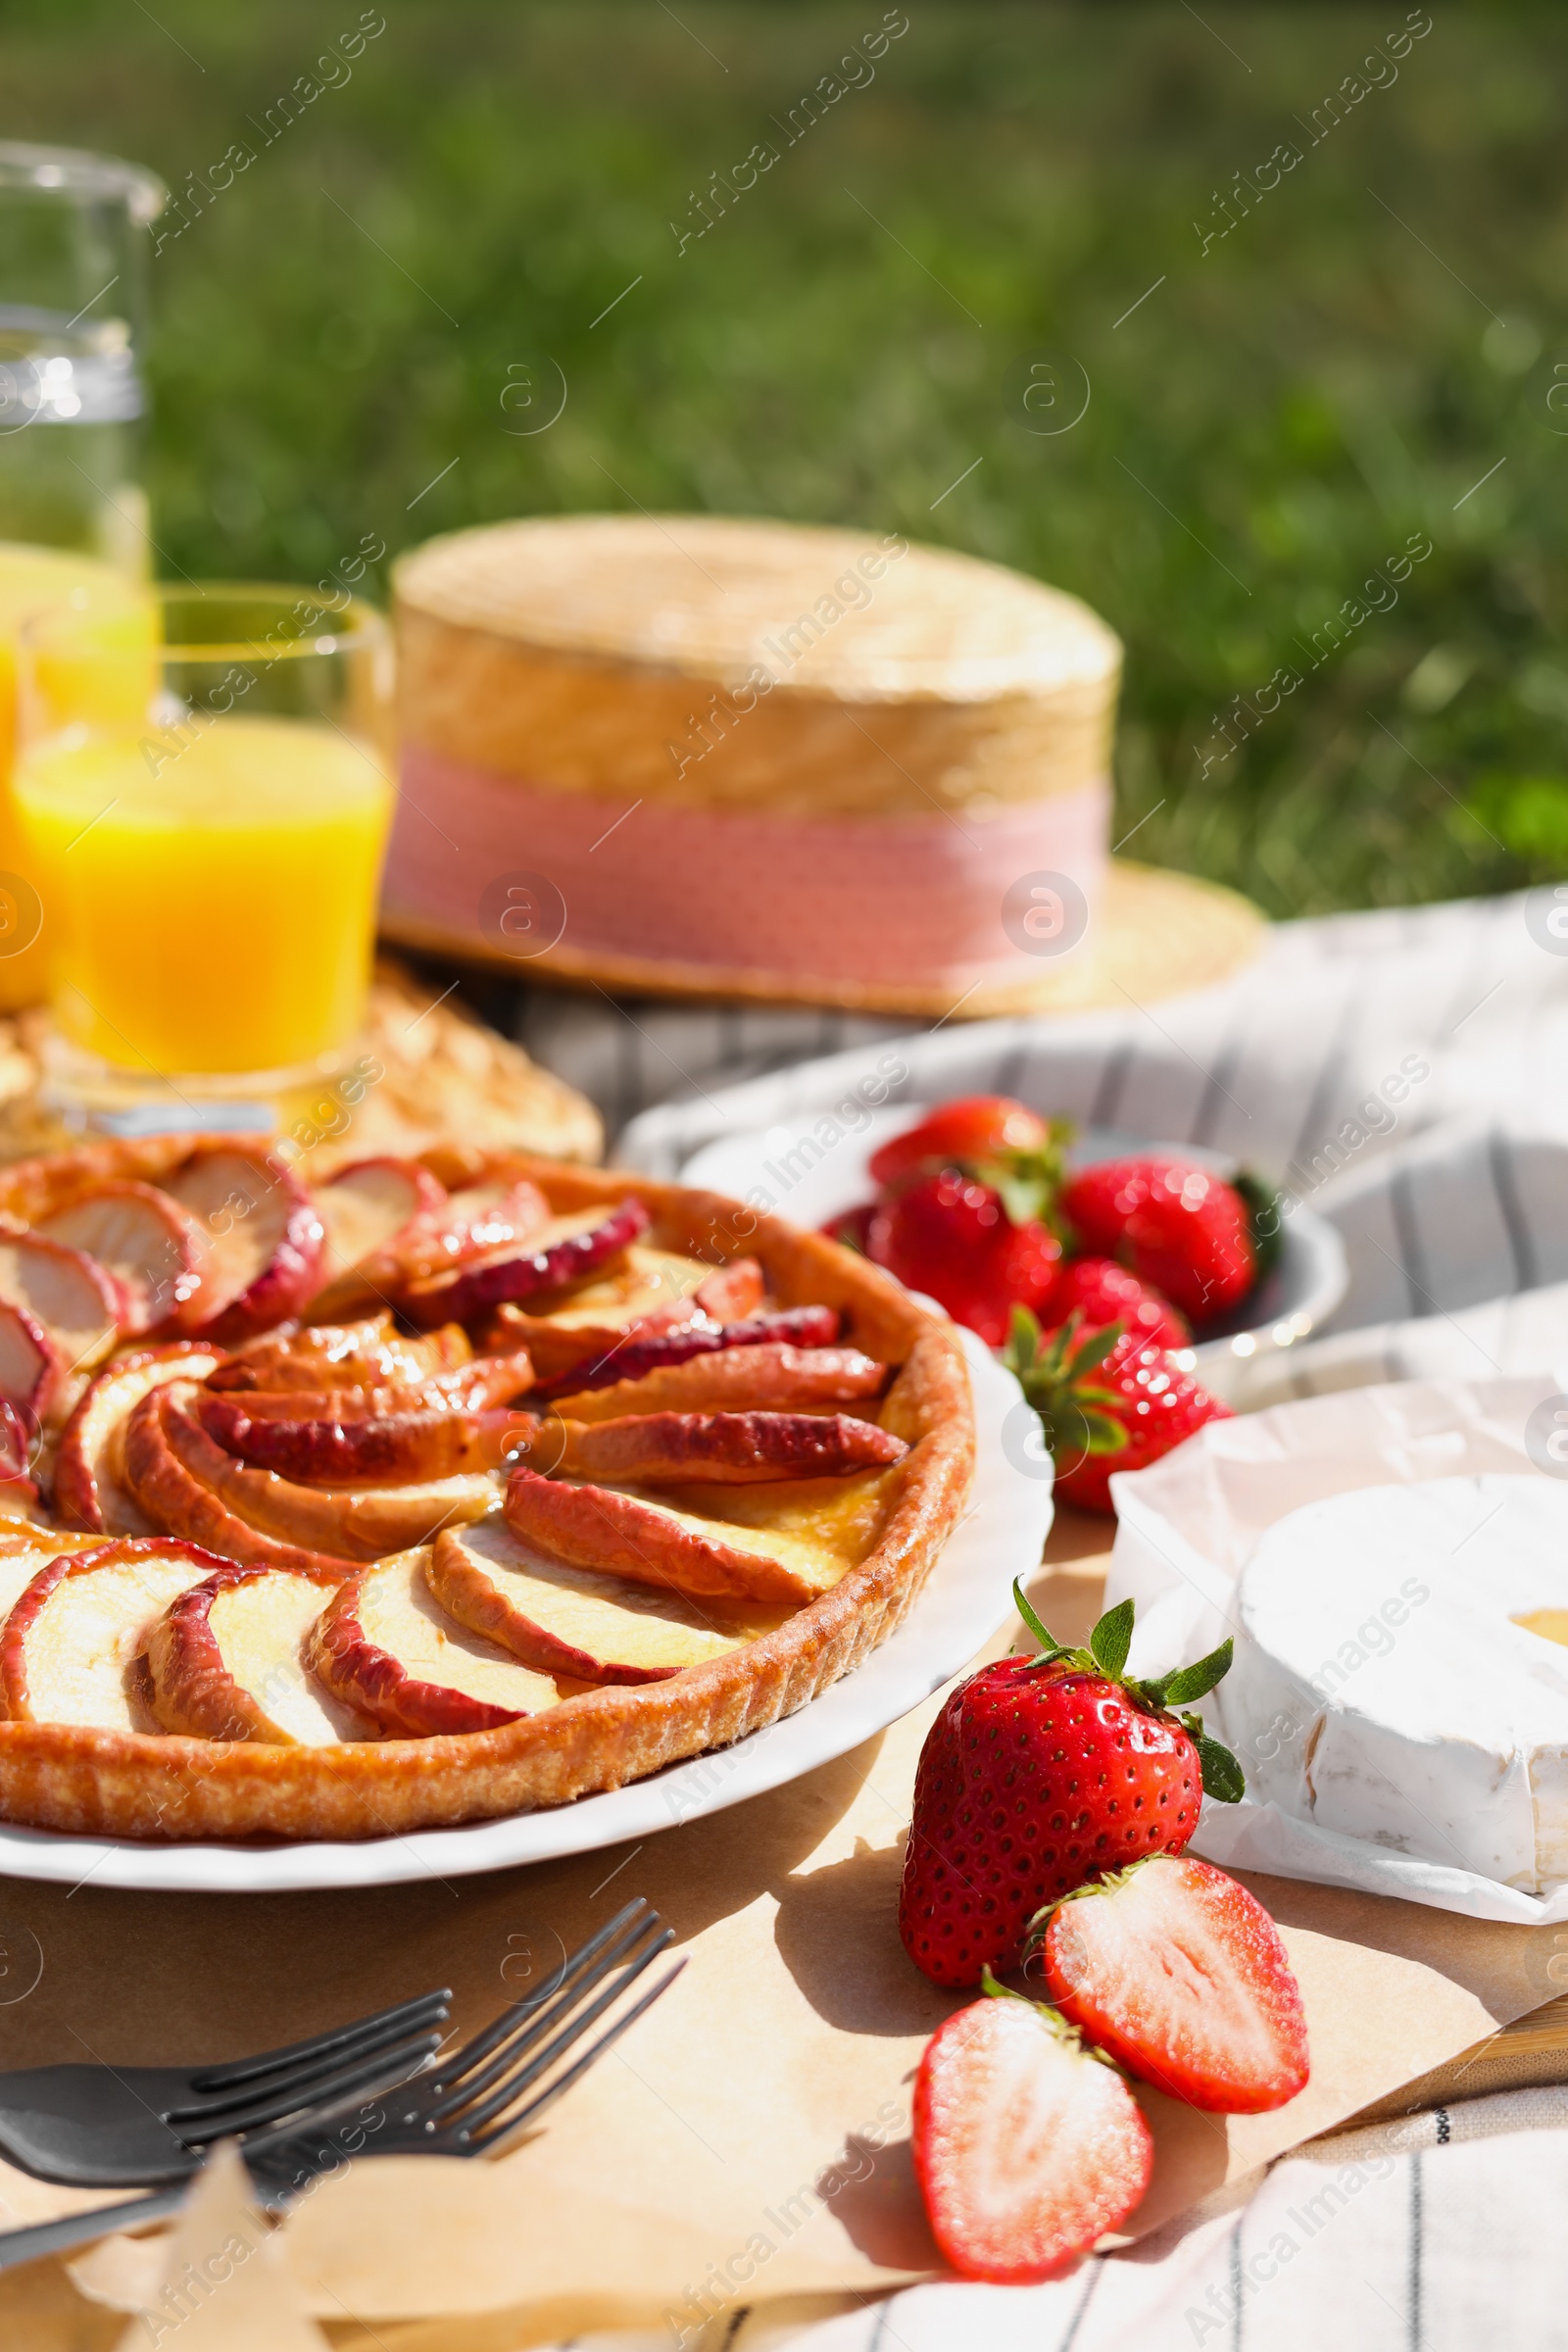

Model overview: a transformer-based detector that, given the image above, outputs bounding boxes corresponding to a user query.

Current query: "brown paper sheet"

[0,1512,1561,2346]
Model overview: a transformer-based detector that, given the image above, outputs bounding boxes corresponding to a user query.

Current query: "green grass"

[4,0,1567,916]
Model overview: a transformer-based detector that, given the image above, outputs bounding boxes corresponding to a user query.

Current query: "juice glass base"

[37,1023,380,1152]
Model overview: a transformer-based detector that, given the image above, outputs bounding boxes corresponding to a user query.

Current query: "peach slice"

[306,1156,451,1321]
[306,1546,560,1736]
[507,1408,907,1487]
[0,1398,37,1508]
[400,1200,650,1330]
[486,1244,716,1378]
[36,1180,208,1337]
[0,1536,225,1730]
[147,1564,374,1744]
[529,1305,842,1400]
[418,1175,553,1272]
[0,1231,126,1395]
[431,1518,778,1685]
[163,1146,324,1343]
[122,1385,359,1578]
[209,1312,473,1395]
[202,1353,536,1427]
[502,1464,843,1606]
[551,1342,889,1422]
[0,1299,63,1430]
[0,1529,105,1633]
[692,1258,765,1323]
[195,1392,529,1486]
[130,1386,495,1563]
[55,1343,227,1536]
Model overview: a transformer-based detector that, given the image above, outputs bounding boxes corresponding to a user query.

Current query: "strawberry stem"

[1007,1584,1248,1801]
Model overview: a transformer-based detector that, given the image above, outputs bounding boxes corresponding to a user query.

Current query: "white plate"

[0,1334,1051,1892]
[680,1109,1348,1396]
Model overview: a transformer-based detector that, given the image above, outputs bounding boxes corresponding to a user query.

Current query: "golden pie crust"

[0,1140,974,1841]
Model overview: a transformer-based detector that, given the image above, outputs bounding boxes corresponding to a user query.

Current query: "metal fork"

[0,1897,681,2274]
[0,1984,452,2189]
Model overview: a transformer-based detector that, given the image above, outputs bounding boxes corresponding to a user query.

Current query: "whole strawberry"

[1005,1306,1231,1513]
[1060,1154,1256,1324]
[867,1170,1060,1348]
[867,1095,1053,1192]
[899,1590,1243,1988]
[1045,1256,1189,1352]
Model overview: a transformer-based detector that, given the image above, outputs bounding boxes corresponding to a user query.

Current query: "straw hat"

[385,514,1261,1017]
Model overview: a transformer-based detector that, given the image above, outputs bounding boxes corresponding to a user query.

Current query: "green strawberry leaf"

[1195,1734,1247,1804]
[1065,1317,1127,1379]
[980,1963,1026,2003]
[1088,1598,1135,1678]
[989,1165,1051,1230]
[1071,1407,1131,1453]
[1010,1577,1059,1655]
[1004,1303,1043,1378]
[1150,1639,1234,1708]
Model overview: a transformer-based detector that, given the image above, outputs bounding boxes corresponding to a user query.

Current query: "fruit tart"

[0,1136,973,1841]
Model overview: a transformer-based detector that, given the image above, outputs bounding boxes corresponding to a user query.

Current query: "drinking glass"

[0,139,165,567]
[14,584,394,1132]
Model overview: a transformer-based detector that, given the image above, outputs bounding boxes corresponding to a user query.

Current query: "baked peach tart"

[0,1137,973,1840]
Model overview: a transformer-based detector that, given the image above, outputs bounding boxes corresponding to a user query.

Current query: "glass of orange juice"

[13,583,393,1130]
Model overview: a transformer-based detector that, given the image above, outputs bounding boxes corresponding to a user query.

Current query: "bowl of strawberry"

[815,1095,1347,1512]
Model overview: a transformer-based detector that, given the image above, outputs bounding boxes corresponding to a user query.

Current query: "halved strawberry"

[913,1978,1152,2281]
[1030,1854,1309,2114]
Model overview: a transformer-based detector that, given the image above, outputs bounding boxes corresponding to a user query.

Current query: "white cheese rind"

[1230,1475,1568,1893]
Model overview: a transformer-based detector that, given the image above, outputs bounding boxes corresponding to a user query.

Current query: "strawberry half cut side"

[1027,1853,1310,2113]
[913,1971,1152,2282]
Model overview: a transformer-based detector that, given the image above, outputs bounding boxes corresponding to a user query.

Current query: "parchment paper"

[0,1518,1559,2348]
[1106,1375,1568,1921]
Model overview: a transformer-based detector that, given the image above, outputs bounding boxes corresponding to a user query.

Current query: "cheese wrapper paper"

[1108,1372,1568,1923]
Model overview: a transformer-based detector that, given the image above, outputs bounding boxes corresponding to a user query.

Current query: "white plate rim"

[0,1334,1051,1893]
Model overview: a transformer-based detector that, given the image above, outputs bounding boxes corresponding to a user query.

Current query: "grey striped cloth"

[601,889,1568,1400]
[532,2091,1568,2350]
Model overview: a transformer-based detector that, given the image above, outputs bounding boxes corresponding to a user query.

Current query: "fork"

[0,1897,682,2274]
[0,1984,452,2189]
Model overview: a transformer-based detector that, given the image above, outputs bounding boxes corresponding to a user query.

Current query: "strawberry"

[867,1170,1061,1348]
[899,1590,1244,1988]
[1030,1854,1309,2113]
[820,1202,873,1254]
[1004,1307,1231,1513]
[868,1095,1070,1231]
[1059,1155,1256,1324]
[869,1095,1050,1191]
[1045,1256,1189,1352]
[913,1977,1152,2281]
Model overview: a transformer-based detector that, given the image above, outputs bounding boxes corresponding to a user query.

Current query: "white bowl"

[678,1109,1348,1397]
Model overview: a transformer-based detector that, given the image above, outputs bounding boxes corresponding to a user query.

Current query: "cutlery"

[0,1896,680,2273]
[0,1984,451,2189]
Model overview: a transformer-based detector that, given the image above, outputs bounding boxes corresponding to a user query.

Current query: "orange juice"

[14,715,391,1074]
[0,541,144,1008]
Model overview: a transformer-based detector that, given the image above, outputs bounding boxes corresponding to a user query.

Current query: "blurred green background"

[4,0,1565,917]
